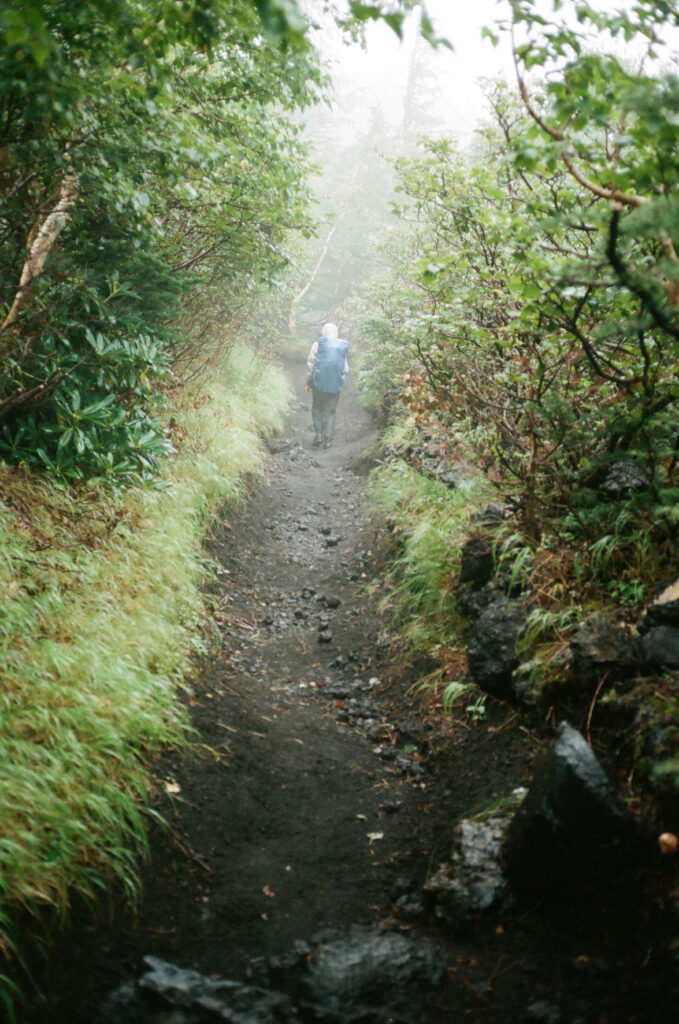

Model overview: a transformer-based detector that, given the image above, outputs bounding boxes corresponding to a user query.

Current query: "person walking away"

[306,323,349,449]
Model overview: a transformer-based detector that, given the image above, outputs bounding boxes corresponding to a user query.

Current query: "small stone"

[658,832,679,855]
[380,799,402,814]
[603,458,649,494]
[526,999,563,1023]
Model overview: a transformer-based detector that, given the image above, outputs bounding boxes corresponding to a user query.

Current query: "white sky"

[322,0,517,143]
[318,0,679,145]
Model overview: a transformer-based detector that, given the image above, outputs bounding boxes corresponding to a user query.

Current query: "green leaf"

[56,428,73,451]
[481,26,500,46]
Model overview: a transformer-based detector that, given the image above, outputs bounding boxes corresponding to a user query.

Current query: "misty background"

[292,0,679,332]
[292,0,516,330]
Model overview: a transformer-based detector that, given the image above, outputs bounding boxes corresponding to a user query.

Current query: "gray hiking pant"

[312,386,340,443]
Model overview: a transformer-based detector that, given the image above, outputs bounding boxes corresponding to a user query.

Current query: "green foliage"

[0,0,442,483]
[354,2,679,593]
[493,531,534,594]
[437,679,487,723]
[519,605,582,651]
[370,456,495,652]
[0,343,288,1002]
[464,691,488,723]
[439,679,473,714]
[0,0,320,483]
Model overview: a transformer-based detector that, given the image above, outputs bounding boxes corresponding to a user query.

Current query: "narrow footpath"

[24,353,676,1024]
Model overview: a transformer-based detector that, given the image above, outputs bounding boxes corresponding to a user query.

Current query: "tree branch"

[607,204,679,336]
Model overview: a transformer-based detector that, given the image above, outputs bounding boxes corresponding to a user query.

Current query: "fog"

[296,0,679,329]
[295,2,516,326]
[313,0,516,144]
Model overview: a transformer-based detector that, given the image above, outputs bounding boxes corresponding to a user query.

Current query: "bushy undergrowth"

[370,435,679,797]
[0,345,288,1003]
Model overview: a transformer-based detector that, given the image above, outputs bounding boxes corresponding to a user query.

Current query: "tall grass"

[369,459,494,653]
[0,345,289,996]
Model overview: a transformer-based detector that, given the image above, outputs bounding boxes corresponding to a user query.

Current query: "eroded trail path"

[134,356,428,970]
[28,355,454,1020]
[25,354,675,1024]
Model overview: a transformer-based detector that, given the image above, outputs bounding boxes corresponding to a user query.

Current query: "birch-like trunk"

[1,168,79,333]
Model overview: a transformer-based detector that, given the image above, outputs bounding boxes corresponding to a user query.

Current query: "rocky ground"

[21,355,679,1024]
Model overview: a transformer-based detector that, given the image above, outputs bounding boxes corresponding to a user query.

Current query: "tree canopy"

[0,0,325,481]
[355,0,679,597]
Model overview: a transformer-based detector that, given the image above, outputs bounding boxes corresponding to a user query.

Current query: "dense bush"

[356,1,679,597]
[0,0,320,481]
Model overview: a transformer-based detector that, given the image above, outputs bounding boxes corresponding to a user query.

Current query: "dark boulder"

[467,596,528,700]
[97,956,295,1024]
[471,502,511,525]
[300,926,443,1022]
[250,925,444,1024]
[502,723,638,895]
[640,626,679,669]
[569,612,639,678]
[460,577,506,618]
[602,458,649,495]
[637,578,679,635]
[639,599,679,633]
[458,536,494,587]
[511,659,545,709]
[99,928,444,1024]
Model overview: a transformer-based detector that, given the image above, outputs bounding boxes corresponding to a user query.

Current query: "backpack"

[312,336,349,394]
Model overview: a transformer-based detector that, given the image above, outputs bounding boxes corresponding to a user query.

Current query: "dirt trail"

[24,353,677,1023]
[24,355,442,1018]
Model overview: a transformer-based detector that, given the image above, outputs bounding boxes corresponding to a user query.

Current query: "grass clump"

[369,458,494,655]
[0,345,289,992]
[369,456,497,725]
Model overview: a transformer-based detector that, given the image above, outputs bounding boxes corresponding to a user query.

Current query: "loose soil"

[22,355,679,1023]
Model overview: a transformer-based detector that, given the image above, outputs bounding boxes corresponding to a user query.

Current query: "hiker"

[306,322,350,449]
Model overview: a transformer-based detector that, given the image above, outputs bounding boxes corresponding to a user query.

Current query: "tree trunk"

[1,169,79,335]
